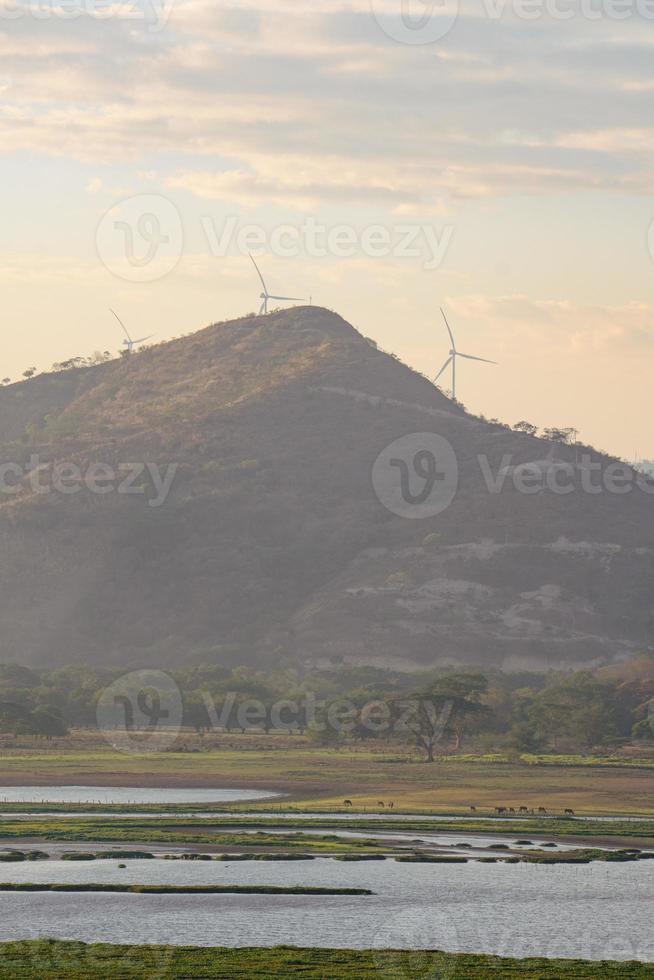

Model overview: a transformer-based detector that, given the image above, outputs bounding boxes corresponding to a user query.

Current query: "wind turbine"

[109,309,153,354]
[434,308,496,400]
[249,255,303,315]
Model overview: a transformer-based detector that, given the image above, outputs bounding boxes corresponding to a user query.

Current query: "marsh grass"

[0,883,372,896]
[394,854,468,863]
[0,943,652,979]
[0,818,383,852]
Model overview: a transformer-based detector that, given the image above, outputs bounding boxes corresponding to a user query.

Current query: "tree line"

[0,657,651,757]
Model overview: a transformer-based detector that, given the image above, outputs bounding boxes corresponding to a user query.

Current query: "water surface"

[0,857,650,960]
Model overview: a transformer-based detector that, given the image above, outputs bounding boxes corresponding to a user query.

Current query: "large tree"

[390,673,490,762]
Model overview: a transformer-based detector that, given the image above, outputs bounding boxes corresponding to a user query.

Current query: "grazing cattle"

[564,808,575,816]
[470,806,477,812]
[538,807,548,814]
[519,806,529,813]
[495,807,508,815]
[388,802,395,809]
[509,808,516,814]
[344,800,353,807]
[377,802,385,808]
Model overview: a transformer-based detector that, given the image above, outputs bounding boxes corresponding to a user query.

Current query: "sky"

[1,0,653,459]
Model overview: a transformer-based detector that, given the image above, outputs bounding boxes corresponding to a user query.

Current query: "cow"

[343,800,353,807]
[564,808,575,816]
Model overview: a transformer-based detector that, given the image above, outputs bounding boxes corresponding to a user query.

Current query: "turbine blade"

[134,336,153,344]
[249,254,268,294]
[434,357,453,383]
[441,308,456,352]
[268,295,304,302]
[109,308,131,344]
[456,352,497,364]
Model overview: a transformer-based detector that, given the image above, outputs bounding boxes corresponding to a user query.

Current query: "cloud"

[447,295,654,352]
[2,3,654,203]
[0,253,104,283]
[165,156,440,209]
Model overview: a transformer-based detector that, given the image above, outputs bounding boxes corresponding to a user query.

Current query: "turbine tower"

[249,255,303,315]
[110,309,153,354]
[434,308,496,400]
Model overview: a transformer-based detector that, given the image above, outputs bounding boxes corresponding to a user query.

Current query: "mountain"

[0,306,652,671]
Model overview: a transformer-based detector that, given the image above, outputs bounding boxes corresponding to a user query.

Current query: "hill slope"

[0,306,651,670]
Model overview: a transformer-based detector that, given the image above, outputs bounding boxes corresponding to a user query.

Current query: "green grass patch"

[0,883,371,896]
[394,854,468,863]
[0,817,383,852]
[1,743,653,819]
[0,942,652,979]
[0,850,48,862]
[95,851,155,860]
[332,854,387,862]
[213,853,315,861]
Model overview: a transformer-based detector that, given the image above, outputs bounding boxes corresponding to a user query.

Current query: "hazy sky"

[1,0,653,458]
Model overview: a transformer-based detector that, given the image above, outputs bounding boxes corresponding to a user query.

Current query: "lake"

[0,786,277,805]
[0,857,651,960]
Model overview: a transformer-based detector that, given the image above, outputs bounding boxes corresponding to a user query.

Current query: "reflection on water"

[0,858,651,961]
[0,787,277,805]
